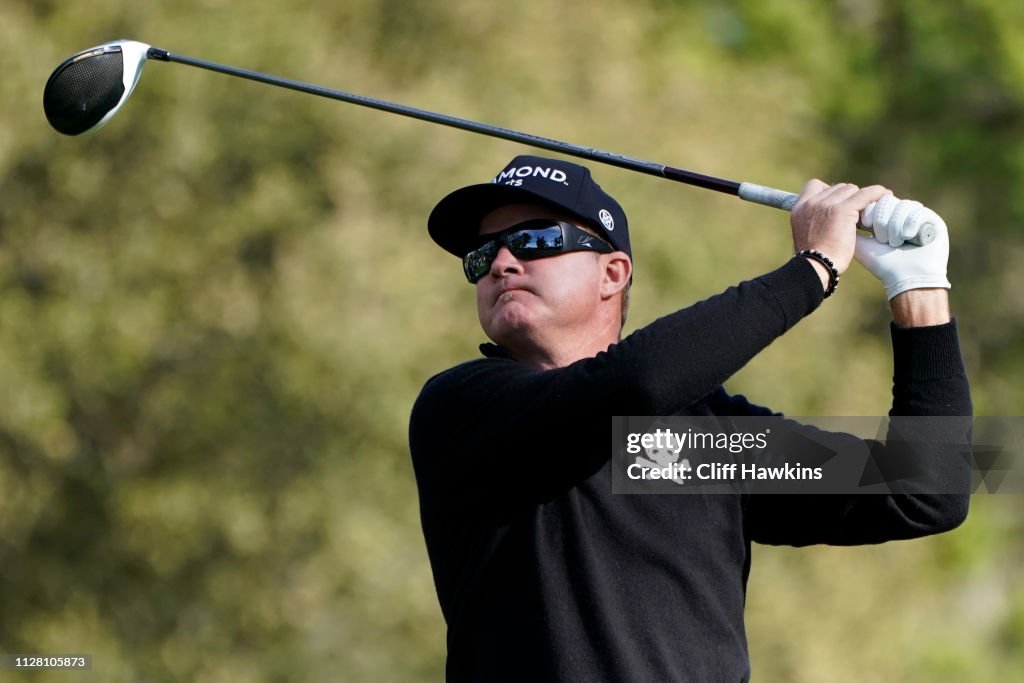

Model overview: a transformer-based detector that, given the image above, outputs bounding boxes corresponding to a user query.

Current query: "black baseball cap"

[428,155,631,258]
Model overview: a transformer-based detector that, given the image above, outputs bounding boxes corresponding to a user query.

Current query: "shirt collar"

[479,342,512,359]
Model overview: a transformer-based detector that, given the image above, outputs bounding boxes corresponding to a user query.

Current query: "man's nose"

[489,245,525,277]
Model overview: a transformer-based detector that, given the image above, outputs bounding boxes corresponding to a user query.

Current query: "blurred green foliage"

[1,0,1021,680]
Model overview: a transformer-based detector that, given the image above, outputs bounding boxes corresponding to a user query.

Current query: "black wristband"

[796,249,839,298]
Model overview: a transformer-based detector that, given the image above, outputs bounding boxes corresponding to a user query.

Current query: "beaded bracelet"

[797,249,839,298]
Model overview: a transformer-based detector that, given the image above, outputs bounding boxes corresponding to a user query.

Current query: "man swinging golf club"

[408,154,970,682]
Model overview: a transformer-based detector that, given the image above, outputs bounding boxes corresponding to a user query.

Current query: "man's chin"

[483,310,538,348]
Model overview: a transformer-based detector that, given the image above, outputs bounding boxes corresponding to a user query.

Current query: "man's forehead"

[478,203,577,235]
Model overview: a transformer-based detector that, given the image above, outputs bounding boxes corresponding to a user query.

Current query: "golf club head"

[43,40,151,136]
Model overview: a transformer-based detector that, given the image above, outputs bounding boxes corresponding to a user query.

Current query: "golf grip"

[738,182,935,247]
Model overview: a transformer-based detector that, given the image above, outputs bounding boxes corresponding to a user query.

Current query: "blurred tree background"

[1,0,1022,680]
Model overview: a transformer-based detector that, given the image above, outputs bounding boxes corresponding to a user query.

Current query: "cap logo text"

[599,209,615,231]
[494,166,570,187]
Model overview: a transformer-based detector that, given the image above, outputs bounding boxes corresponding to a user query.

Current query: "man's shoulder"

[412,356,526,419]
[419,356,513,392]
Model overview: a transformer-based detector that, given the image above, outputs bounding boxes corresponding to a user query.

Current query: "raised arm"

[746,196,971,546]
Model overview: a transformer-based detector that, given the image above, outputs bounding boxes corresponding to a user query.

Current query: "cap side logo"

[599,209,615,231]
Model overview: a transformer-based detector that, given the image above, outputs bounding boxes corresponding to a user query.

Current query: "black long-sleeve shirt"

[408,257,971,682]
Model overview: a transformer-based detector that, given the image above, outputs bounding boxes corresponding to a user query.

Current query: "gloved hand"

[854,194,951,300]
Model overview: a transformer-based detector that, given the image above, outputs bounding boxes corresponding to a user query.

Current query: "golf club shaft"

[149,48,787,206]
[150,47,942,246]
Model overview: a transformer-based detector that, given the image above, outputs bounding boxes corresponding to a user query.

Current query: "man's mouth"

[495,285,530,305]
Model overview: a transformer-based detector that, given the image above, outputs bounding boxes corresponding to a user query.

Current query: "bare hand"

[790,180,890,275]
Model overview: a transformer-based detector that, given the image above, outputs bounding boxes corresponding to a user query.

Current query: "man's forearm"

[890,288,951,327]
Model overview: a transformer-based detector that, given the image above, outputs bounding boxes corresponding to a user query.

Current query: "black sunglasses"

[463,219,614,283]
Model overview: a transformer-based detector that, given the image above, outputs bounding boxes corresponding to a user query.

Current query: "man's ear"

[600,253,632,300]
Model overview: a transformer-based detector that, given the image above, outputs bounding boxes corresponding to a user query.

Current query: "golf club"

[43,40,936,246]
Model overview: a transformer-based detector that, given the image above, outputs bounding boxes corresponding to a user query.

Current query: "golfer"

[409,155,970,682]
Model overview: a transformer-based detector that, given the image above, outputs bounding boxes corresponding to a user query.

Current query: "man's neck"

[499,322,620,370]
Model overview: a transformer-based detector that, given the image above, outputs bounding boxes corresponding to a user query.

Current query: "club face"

[43,40,151,136]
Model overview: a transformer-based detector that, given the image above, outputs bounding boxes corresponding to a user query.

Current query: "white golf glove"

[854,194,951,300]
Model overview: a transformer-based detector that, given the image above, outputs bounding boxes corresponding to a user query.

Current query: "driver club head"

[43,40,151,136]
